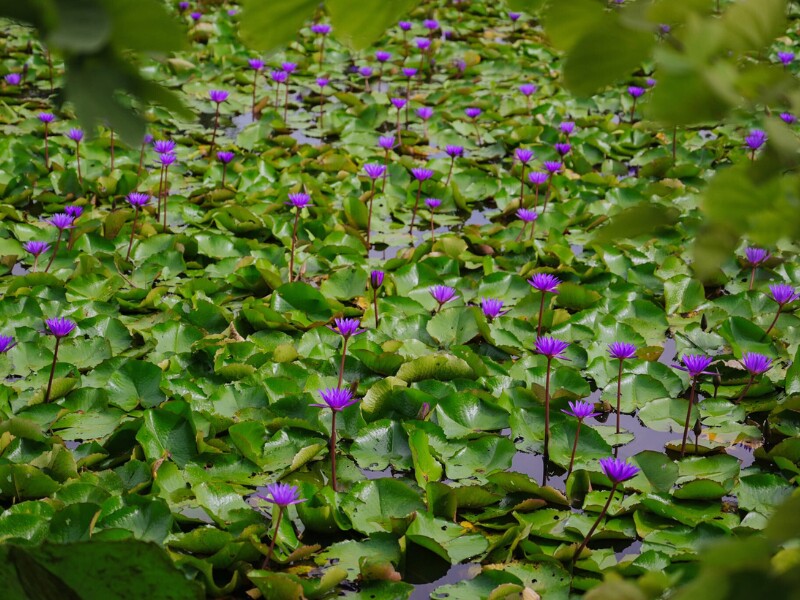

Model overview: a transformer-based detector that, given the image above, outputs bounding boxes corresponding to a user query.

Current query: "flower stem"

[735,374,755,403]
[373,292,379,329]
[337,337,348,389]
[252,70,258,120]
[567,420,581,478]
[630,98,637,125]
[515,222,526,243]
[519,163,526,207]
[616,360,623,435]
[572,482,618,565]
[473,121,482,146]
[110,129,115,172]
[221,164,227,188]
[210,105,220,154]
[680,376,697,458]
[289,209,300,283]
[409,181,423,235]
[162,166,170,231]
[44,230,62,273]
[126,207,139,261]
[283,83,289,122]
[445,157,455,187]
[156,164,165,220]
[536,291,546,337]
[44,337,61,403]
[319,36,326,69]
[672,125,678,164]
[75,141,82,185]
[542,177,553,213]
[262,505,284,569]
[330,410,338,492]
[429,210,435,243]
[764,307,782,337]
[381,150,389,193]
[544,357,552,463]
[137,140,146,179]
[367,178,376,248]
[749,266,756,291]
[44,125,49,170]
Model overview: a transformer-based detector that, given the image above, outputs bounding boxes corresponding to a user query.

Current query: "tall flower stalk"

[248,59,264,120]
[217,151,234,187]
[409,167,434,235]
[24,241,50,272]
[208,89,229,155]
[528,273,561,337]
[528,172,547,209]
[311,24,331,68]
[541,161,562,214]
[370,270,385,328]
[39,113,54,170]
[736,352,772,403]
[745,247,770,291]
[515,208,538,242]
[45,213,74,272]
[328,318,366,388]
[317,77,329,128]
[745,129,767,162]
[572,458,639,565]
[43,317,76,403]
[562,401,601,478]
[627,86,645,124]
[254,483,305,568]
[444,145,464,187]
[311,388,359,491]
[158,153,176,230]
[465,107,482,145]
[674,354,714,458]
[425,198,441,242]
[363,164,386,247]
[378,136,394,193]
[514,148,534,207]
[535,336,570,462]
[607,342,637,434]
[764,284,798,337]
[126,193,149,261]
[286,193,311,282]
[429,285,458,313]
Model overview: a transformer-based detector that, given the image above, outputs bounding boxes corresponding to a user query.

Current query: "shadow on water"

[409,559,481,600]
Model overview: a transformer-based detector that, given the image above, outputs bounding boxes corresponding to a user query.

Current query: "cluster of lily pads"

[0,1,798,599]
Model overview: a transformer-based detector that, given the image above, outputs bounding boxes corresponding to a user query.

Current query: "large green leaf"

[240,0,319,52]
[326,0,418,50]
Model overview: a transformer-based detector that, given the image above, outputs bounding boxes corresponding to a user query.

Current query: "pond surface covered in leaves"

[0,1,798,599]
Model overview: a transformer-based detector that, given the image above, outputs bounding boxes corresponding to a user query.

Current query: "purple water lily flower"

[745,129,767,151]
[535,336,569,359]
[4,73,21,85]
[64,205,83,219]
[780,112,797,125]
[67,128,83,142]
[515,148,534,164]
[312,387,358,411]
[45,317,76,338]
[416,106,434,120]
[675,354,714,377]
[769,283,799,305]
[778,51,795,65]
[127,192,150,208]
[378,135,395,150]
[370,270,385,289]
[311,23,331,35]
[554,143,571,156]
[416,38,431,51]
[24,241,50,256]
[628,86,645,98]
[608,342,637,360]
[528,171,548,185]
[742,352,772,375]
[249,59,265,71]
[509,12,521,21]
[375,50,392,62]
[398,21,412,32]
[411,167,434,181]
[217,151,234,164]
[178,2,189,11]
[257,482,306,507]
[364,164,386,179]
[465,107,481,119]
[599,457,639,483]
[429,285,457,307]
[402,67,418,78]
[153,139,176,154]
[359,66,373,78]
[189,11,201,21]
[39,112,55,124]
[560,121,575,136]
[646,77,657,87]
[543,161,562,174]
[391,97,407,110]
[517,208,538,222]
[0,335,13,353]
[423,19,439,31]
[481,297,507,320]
[287,193,311,208]
[424,198,441,210]
[519,84,537,97]
[281,63,297,74]
[562,400,601,421]
[746,247,770,266]
[316,77,329,88]
[49,213,74,230]
[445,145,465,157]
[270,70,288,84]
[209,90,229,103]
[159,153,176,167]
[528,273,560,293]
[328,317,366,339]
